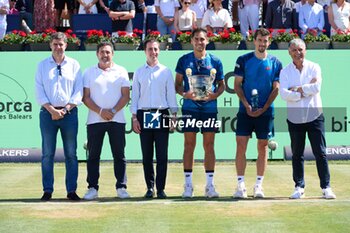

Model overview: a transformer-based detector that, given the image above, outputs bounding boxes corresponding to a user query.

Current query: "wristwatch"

[111,108,117,114]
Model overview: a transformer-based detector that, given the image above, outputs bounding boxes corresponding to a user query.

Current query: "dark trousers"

[86,122,127,190]
[287,114,330,189]
[137,109,170,191]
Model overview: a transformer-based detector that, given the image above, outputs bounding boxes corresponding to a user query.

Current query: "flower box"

[0,43,23,51]
[28,43,50,51]
[214,42,240,50]
[306,41,330,50]
[113,43,138,50]
[181,43,192,50]
[66,43,80,51]
[245,41,255,50]
[332,41,350,49]
[84,43,98,51]
[276,42,290,49]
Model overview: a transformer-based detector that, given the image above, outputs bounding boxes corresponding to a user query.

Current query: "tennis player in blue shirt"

[175,28,225,198]
[233,28,282,199]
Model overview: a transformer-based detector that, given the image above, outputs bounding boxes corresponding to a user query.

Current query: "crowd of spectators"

[1,0,350,40]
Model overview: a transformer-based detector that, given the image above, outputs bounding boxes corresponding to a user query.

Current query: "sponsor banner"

[0,148,66,162]
[284,146,350,160]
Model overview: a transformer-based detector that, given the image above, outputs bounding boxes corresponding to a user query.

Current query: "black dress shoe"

[157,190,167,199]
[67,192,81,201]
[144,188,155,198]
[41,192,52,201]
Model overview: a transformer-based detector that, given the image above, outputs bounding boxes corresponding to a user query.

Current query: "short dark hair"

[50,32,67,43]
[191,28,207,39]
[253,28,270,40]
[96,41,114,53]
[143,38,159,50]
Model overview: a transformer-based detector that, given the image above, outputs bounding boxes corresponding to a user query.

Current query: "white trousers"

[0,26,6,40]
[238,4,260,39]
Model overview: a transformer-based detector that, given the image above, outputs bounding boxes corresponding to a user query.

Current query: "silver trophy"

[186,68,216,100]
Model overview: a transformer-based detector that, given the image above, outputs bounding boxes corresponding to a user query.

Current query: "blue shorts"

[235,112,274,139]
[181,109,219,133]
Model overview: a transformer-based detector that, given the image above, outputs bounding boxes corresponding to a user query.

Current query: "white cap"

[251,89,258,95]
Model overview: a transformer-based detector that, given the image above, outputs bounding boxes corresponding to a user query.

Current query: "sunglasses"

[183,2,191,5]
[57,65,62,76]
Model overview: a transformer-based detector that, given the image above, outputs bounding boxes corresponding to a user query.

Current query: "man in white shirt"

[298,0,324,35]
[280,38,336,200]
[35,32,83,201]
[131,39,178,199]
[82,41,131,200]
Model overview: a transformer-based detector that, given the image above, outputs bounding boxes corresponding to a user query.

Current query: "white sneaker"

[322,187,336,199]
[253,185,265,198]
[182,184,194,198]
[289,187,305,199]
[205,184,219,198]
[83,188,98,200]
[117,188,130,199]
[233,182,248,199]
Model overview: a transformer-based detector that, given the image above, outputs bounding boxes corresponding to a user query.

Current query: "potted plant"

[177,31,192,50]
[272,29,299,49]
[210,28,243,50]
[0,30,26,51]
[303,29,330,49]
[84,30,111,51]
[25,28,56,51]
[112,31,141,51]
[331,30,350,49]
[145,30,170,50]
[65,29,81,51]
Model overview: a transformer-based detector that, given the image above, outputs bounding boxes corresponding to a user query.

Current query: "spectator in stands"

[15,0,33,30]
[0,0,9,40]
[299,0,324,35]
[54,0,75,28]
[132,0,146,13]
[295,0,306,13]
[328,0,350,35]
[201,0,233,33]
[34,0,56,32]
[155,0,180,41]
[108,0,135,34]
[174,0,197,33]
[9,0,16,14]
[77,0,98,14]
[238,0,261,39]
[318,0,331,36]
[98,0,111,13]
[265,0,297,31]
[190,0,207,28]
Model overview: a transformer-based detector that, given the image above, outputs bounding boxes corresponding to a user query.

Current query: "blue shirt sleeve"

[234,55,245,78]
[175,55,185,76]
[274,58,283,82]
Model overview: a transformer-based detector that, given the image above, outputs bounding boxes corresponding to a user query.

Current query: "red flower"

[66,29,73,34]
[185,31,191,35]
[277,29,286,34]
[72,34,77,38]
[12,30,18,34]
[117,31,127,37]
[268,28,274,33]
[229,28,236,33]
[19,31,26,37]
[171,30,176,34]
[42,33,47,38]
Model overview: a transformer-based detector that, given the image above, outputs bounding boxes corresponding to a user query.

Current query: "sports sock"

[256,176,264,186]
[205,171,214,186]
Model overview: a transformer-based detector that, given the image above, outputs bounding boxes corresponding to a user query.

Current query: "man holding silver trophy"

[175,28,225,198]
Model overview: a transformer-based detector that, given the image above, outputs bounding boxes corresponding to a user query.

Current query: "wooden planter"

[214,42,239,50]
[0,44,23,51]
[306,42,330,50]
[113,43,138,51]
[28,43,50,51]
[84,43,98,51]
[276,42,289,49]
[66,43,80,51]
[332,41,350,49]
[245,41,255,50]
[181,43,192,50]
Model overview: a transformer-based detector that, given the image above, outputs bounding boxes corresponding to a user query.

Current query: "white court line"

[1,198,350,206]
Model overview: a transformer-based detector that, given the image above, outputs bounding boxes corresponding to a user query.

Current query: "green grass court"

[0,162,349,233]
